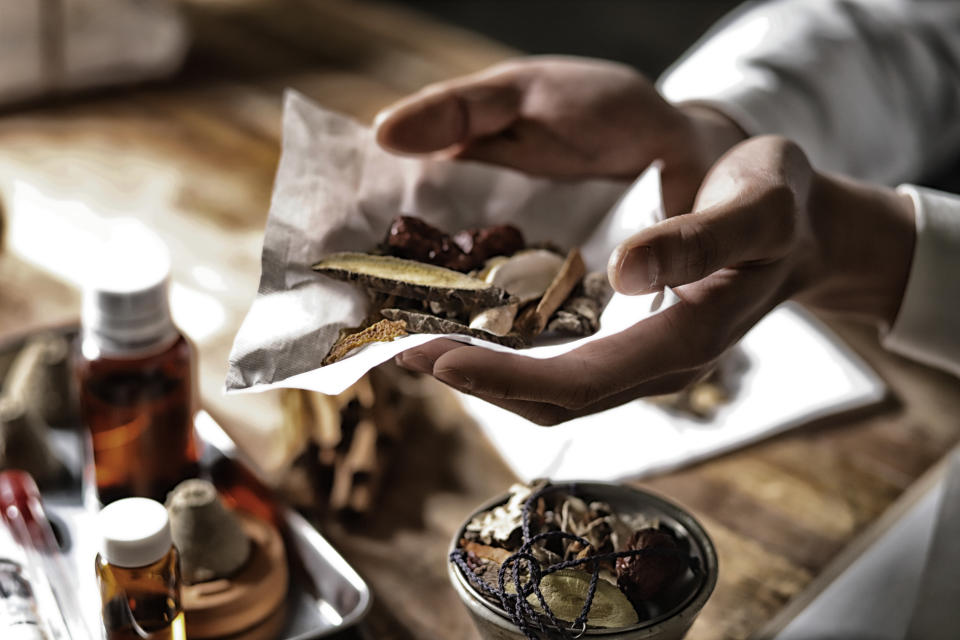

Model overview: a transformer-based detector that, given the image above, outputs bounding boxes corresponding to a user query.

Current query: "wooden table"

[2,2,959,639]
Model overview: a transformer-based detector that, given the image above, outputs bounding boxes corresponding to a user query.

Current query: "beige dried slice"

[516,248,586,337]
[522,569,638,629]
[322,318,408,365]
[380,308,528,349]
[469,302,519,336]
[313,252,512,308]
[483,249,565,303]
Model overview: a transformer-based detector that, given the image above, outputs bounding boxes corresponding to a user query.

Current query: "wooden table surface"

[2,2,959,639]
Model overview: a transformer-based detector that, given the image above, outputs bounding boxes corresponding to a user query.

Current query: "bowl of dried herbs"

[448,481,717,640]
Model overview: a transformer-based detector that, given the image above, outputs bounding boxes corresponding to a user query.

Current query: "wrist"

[802,172,916,327]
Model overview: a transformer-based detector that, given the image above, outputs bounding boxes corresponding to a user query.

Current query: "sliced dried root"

[380,308,528,348]
[313,252,512,308]
[322,318,408,365]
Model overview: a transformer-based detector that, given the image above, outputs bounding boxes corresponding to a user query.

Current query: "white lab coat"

[659,0,960,377]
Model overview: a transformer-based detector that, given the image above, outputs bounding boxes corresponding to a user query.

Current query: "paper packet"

[225,91,673,396]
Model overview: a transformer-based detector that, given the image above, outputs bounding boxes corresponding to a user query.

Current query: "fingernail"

[617,246,658,293]
[396,351,432,374]
[435,367,472,391]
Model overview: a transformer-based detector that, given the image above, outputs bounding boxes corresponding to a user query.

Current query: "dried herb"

[313,252,513,308]
[520,569,638,628]
[516,249,586,337]
[386,216,475,271]
[451,482,696,639]
[322,318,408,365]
[380,308,528,349]
[616,529,687,603]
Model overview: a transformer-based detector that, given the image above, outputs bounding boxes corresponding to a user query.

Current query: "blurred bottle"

[76,221,198,505]
[95,498,185,640]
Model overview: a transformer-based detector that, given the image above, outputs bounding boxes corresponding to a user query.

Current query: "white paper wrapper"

[226,91,677,395]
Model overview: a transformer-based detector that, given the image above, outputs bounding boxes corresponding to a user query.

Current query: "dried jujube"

[386,216,474,271]
[453,224,525,263]
[615,529,687,603]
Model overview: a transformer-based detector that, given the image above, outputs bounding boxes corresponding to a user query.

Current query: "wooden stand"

[182,511,288,638]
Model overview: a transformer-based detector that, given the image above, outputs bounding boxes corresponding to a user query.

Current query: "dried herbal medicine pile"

[313,216,613,364]
[453,482,695,636]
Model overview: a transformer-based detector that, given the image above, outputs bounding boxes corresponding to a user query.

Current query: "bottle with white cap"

[95,498,185,640]
[76,220,198,505]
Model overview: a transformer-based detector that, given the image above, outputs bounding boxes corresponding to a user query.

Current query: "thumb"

[607,185,795,294]
[374,67,526,155]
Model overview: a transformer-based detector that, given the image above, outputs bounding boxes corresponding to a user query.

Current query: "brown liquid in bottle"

[97,547,185,640]
[78,335,198,505]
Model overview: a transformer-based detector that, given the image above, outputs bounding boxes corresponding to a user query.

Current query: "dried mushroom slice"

[322,318,408,365]
[380,308,528,349]
[519,569,638,629]
[313,252,512,308]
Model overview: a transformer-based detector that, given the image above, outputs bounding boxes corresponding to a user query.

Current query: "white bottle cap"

[99,498,173,568]
[81,220,177,355]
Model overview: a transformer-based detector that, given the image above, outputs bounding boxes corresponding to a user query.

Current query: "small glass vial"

[95,498,185,640]
[76,222,198,505]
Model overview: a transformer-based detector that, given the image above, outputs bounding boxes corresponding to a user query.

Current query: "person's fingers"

[464,369,704,426]
[374,65,527,155]
[607,185,797,295]
[395,338,463,373]
[429,265,784,410]
[451,120,590,177]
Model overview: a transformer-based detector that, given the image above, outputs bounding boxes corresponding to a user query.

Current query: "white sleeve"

[658,0,960,186]
[883,186,960,377]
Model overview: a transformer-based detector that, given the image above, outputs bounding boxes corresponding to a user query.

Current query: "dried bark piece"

[322,318,408,365]
[304,391,341,450]
[546,298,601,336]
[462,540,513,565]
[516,248,586,337]
[313,252,512,308]
[380,308,528,348]
[329,418,378,512]
[279,388,312,463]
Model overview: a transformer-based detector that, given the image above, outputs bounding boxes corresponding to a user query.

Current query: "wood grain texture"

[1,2,958,639]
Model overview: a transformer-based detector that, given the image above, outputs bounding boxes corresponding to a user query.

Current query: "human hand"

[373,56,744,215]
[395,136,915,425]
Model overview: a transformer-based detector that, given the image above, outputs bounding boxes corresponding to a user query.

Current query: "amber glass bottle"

[95,498,185,640]
[77,224,198,505]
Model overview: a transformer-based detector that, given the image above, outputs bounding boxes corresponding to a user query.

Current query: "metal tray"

[0,327,372,639]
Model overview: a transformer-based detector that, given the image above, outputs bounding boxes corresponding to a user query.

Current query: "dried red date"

[615,529,686,602]
[386,216,473,271]
[385,216,526,272]
[453,225,525,263]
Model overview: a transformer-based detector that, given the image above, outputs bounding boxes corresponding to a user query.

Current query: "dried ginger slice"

[322,319,407,365]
